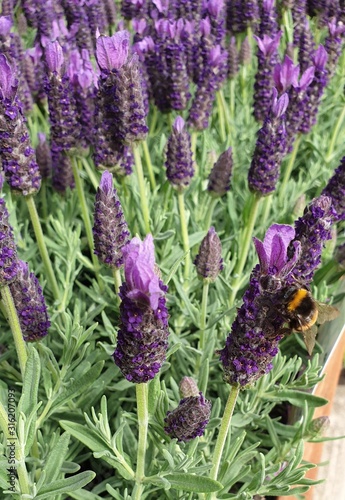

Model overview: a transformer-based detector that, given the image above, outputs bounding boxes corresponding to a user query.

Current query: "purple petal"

[298,66,315,90]
[0,15,12,36]
[0,54,17,99]
[96,31,130,70]
[45,40,64,73]
[173,116,185,133]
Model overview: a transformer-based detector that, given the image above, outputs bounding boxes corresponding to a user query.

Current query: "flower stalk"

[133,382,148,499]
[133,145,151,234]
[25,195,61,302]
[178,190,191,280]
[1,285,27,378]
[209,385,240,496]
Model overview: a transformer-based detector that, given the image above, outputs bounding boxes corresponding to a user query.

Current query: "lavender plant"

[0,2,345,500]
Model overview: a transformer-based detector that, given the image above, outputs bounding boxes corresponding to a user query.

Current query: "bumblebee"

[283,287,319,332]
[280,286,339,354]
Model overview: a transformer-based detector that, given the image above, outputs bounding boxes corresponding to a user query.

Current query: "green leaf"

[52,361,104,411]
[17,346,40,416]
[264,390,328,408]
[59,421,134,480]
[42,432,70,484]
[164,473,222,493]
[35,471,96,499]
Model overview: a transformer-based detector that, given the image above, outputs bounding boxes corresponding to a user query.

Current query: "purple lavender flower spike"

[207,147,233,197]
[36,133,52,179]
[95,31,148,146]
[258,0,279,37]
[324,19,345,78]
[248,89,288,196]
[113,234,169,384]
[287,195,335,284]
[284,65,315,152]
[298,19,316,74]
[51,144,75,193]
[292,0,308,47]
[188,43,228,130]
[60,0,93,51]
[0,197,18,285]
[164,389,212,442]
[298,45,328,134]
[322,157,345,221]
[228,36,239,78]
[0,55,41,196]
[194,227,223,281]
[219,224,300,386]
[44,41,80,155]
[165,116,194,189]
[148,19,190,112]
[239,36,251,66]
[9,261,50,342]
[93,171,130,268]
[253,31,282,121]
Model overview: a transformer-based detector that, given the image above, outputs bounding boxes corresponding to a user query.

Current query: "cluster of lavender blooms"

[0,196,50,340]
[165,116,194,189]
[113,234,170,383]
[164,377,212,442]
[0,54,41,196]
[93,171,130,268]
[219,196,335,387]
[194,226,223,281]
[248,89,288,196]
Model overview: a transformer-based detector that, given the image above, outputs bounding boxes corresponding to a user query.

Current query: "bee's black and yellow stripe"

[286,288,318,331]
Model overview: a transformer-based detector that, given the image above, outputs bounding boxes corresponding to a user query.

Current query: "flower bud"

[194,227,223,281]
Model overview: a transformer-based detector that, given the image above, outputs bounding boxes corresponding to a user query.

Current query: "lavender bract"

[0,197,18,286]
[93,171,130,268]
[248,89,288,196]
[207,147,233,197]
[0,55,41,196]
[287,195,335,284]
[321,156,345,221]
[9,260,50,341]
[95,30,148,146]
[253,32,281,122]
[194,227,223,281]
[164,378,211,442]
[113,235,169,384]
[165,116,194,189]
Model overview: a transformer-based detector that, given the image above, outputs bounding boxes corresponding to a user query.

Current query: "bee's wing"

[302,325,318,356]
[316,303,339,324]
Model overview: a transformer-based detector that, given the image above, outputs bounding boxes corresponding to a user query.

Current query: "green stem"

[261,194,272,225]
[1,286,27,378]
[149,107,158,136]
[199,281,209,352]
[229,193,261,306]
[25,195,60,302]
[142,140,156,190]
[219,89,232,139]
[80,157,99,191]
[177,190,191,280]
[229,79,235,119]
[133,145,151,234]
[326,104,345,162]
[205,197,219,229]
[133,383,148,500]
[71,157,103,289]
[209,385,240,495]
[216,92,226,142]
[112,268,122,304]
[40,179,48,221]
